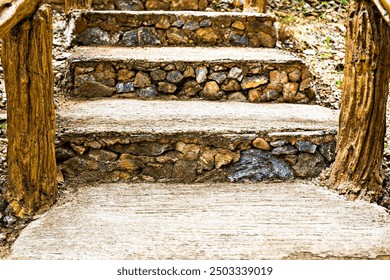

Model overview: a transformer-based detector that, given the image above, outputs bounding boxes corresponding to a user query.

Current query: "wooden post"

[65,0,93,14]
[243,0,267,13]
[326,0,390,202]
[1,4,57,217]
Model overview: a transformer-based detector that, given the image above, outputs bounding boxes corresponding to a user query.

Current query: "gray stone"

[295,141,317,154]
[272,145,298,155]
[166,70,184,84]
[183,20,200,31]
[227,67,243,80]
[115,0,144,10]
[56,147,76,161]
[200,19,212,27]
[0,196,7,213]
[171,19,185,28]
[75,74,95,87]
[137,86,157,98]
[77,27,118,45]
[319,142,336,162]
[209,72,227,84]
[270,140,289,147]
[227,149,293,182]
[293,152,326,177]
[121,30,139,46]
[195,66,208,83]
[116,82,135,93]
[229,34,249,46]
[228,92,246,102]
[138,27,161,46]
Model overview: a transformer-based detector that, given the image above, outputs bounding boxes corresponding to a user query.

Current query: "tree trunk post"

[1,4,57,218]
[326,0,390,202]
[243,0,267,13]
[65,0,93,14]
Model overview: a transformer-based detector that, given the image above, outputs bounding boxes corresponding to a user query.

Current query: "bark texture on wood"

[65,0,92,14]
[243,0,267,13]
[0,0,40,38]
[1,4,57,217]
[327,0,390,202]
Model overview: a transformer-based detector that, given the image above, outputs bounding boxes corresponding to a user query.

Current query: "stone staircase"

[8,0,390,261]
[56,0,338,184]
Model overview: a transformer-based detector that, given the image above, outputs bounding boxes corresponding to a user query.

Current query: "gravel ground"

[0,0,390,257]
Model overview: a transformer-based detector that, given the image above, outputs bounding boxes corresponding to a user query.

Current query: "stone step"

[67,11,276,48]
[69,47,316,103]
[50,0,244,12]
[56,99,338,184]
[9,182,390,259]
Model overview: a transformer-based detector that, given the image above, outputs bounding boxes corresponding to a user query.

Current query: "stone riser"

[70,11,276,48]
[70,52,315,103]
[57,131,336,184]
[50,0,242,12]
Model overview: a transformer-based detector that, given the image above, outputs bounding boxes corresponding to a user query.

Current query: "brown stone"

[146,0,170,11]
[283,83,300,101]
[75,74,95,87]
[171,0,198,10]
[228,92,247,102]
[75,81,116,98]
[88,150,118,162]
[155,16,170,29]
[158,82,177,94]
[70,143,87,155]
[200,150,215,170]
[221,79,241,91]
[173,161,197,182]
[248,88,262,103]
[259,31,277,48]
[118,154,140,171]
[74,66,94,76]
[183,80,202,96]
[150,69,167,81]
[199,0,208,10]
[232,21,246,30]
[117,69,135,81]
[176,141,201,160]
[215,152,234,169]
[167,28,189,44]
[261,85,281,101]
[270,70,288,85]
[202,81,222,100]
[288,68,302,82]
[252,138,271,151]
[183,66,195,78]
[241,75,268,90]
[299,78,312,91]
[134,72,152,88]
[144,163,173,180]
[94,64,116,81]
[195,28,219,44]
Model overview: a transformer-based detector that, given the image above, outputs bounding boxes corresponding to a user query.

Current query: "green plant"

[336,79,343,88]
[325,35,332,49]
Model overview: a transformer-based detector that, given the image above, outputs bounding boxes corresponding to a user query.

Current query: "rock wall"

[57,132,336,183]
[72,12,276,48]
[71,60,316,103]
[49,0,244,11]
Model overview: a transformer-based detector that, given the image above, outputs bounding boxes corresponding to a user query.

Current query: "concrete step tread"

[9,182,390,260]
[71,46,301,64]
[57,99,338,135]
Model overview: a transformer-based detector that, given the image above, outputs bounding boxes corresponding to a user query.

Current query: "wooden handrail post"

[243,0,267,13]
[65,0,93,15]
[1,3,57,217]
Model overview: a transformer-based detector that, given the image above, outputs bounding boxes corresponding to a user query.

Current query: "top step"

[51,0,245,12]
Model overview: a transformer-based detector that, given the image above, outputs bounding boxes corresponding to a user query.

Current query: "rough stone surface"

[72,11,276,48]
[70,47,314,103]
[227,149,294,182]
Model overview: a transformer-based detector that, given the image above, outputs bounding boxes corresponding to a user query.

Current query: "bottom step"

[9,182,390,259]
[56,99,338,183]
